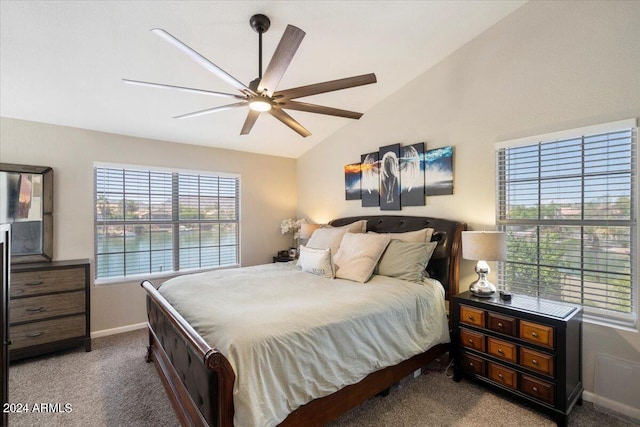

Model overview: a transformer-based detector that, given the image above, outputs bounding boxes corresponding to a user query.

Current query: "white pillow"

[334,233,391,283]
[322,220,367,234]
[368,227,434,243]
[298,245,334,279]
[306,227,348,257]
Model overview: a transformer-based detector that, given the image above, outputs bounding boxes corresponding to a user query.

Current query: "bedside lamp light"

[462,231,506,297]
[299,223,320,240]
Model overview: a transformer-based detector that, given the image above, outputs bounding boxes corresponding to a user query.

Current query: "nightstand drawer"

[10,267,85,298]
[487,337,517,363]
[460,328,485,352]
[520,320,554,349]
[521,374,555,405]
[10,291,85,324]
[10,315,86,350]
[459,305,484,327]
[520,347,554,377]
[461,352,486,376]
[488,362,517,390]
[488,312,516,336]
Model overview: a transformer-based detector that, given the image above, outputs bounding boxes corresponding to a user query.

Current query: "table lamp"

[461,231,506,297]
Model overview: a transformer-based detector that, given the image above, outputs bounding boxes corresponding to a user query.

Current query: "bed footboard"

[142,280,235,427]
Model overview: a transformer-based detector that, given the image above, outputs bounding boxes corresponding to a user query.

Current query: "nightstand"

[451,291,582,426]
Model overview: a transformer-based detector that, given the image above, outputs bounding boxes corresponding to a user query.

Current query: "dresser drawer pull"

[26,281,44,286]
[531,332,539,338]
[26,332,44,338]
[26,307,45,313]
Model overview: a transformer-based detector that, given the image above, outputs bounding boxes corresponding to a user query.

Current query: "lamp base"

[469,273,496,298]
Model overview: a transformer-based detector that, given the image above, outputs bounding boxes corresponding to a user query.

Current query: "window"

[94,165,240,282]
[496,119,637,328]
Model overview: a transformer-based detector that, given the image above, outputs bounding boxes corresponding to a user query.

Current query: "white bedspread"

[158,262,450,427]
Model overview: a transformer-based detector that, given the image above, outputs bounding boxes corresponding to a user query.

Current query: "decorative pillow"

[333,233,391,283]
[305,227,348,257]
[368,227,434,243]
[322,220,367,234]
[298,245,334,279]
[375,240,438,282]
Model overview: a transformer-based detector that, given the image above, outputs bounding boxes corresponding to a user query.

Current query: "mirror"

[0,163,53,263]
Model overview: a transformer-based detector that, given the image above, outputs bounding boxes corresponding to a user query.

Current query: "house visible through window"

[94,164,240,282]
[496,119,637,328]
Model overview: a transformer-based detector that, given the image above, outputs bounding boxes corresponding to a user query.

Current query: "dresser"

[451,291,582,426]
[9,259,91,360]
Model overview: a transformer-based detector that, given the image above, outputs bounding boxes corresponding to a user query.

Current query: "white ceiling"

[0,1,525,158]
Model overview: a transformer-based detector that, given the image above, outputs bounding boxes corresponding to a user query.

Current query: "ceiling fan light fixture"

[248,96,272,112]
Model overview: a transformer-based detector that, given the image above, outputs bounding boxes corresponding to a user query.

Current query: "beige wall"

[0,117,297,333]
[297,1,640,396]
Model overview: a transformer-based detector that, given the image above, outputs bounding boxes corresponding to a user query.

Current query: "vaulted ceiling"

[0,1,525,158]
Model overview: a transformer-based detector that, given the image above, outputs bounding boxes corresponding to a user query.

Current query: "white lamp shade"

[299,223,320,240]
[462,231,506,261]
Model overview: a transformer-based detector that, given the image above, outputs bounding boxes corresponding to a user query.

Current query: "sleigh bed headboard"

[329,215,467,300]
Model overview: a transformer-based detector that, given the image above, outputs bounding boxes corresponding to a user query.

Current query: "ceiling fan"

[123,14,377,137]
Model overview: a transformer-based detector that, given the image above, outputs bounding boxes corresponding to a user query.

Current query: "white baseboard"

[582,390,640,423]
[91,322,147,339]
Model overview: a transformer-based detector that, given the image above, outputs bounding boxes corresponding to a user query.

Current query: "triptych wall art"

[344,143,454,210]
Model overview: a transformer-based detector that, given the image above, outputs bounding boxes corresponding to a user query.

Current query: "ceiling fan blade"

[277,100,363,119]
[151,28,255,95]
[258,25,306,96]
[240,110,260,135]
[173,102,247,119]
[122,79,245,100]
[274,73,377,100]
[268,108,311,137]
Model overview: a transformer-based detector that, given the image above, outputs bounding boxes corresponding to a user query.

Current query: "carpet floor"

[7,328,636,426]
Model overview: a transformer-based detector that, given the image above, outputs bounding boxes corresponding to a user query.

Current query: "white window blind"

[496,121,637,328]
[95,165,240,281]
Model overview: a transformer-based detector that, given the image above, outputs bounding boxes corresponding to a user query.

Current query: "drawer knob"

[26,332,44,338]
[498,322,503,328]
[532,359,538,365]
[531,332,539,338]
[26,281,44,286]
[26,307,45,313]
[533,386,539,392]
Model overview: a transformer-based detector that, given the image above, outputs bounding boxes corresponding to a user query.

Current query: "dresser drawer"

[521,374,555,405]
[461,352,486,376]
[460,328,485,352]
[10,291,85,324]
[487,337,517,363]
[520,347,554,377]
[488,312,516,336]
[520,320,554,349]
[10,267,85,298]
[10,315,86,350]
[460,305,484,327]
[488,362,518,390]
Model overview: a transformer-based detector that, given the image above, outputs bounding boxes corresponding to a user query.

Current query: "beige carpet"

[7,329,636,427]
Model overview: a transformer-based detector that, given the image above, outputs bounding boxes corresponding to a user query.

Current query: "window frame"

[94,163,241,284]
[495,119,638,330]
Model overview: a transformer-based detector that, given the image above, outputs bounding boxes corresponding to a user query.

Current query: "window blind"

[496,123,637,327]
[95,166,240,281]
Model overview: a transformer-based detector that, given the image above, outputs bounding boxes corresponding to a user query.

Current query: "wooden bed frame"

[141,215,467,427]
